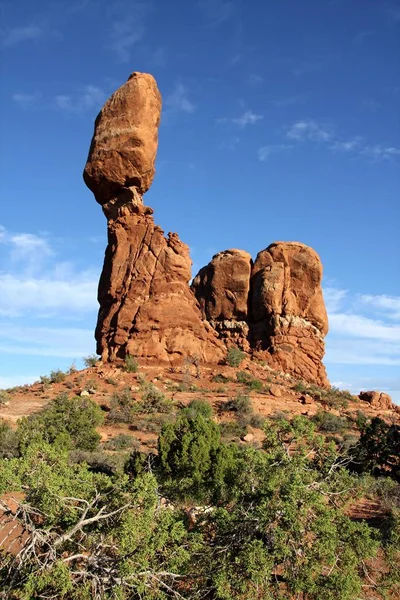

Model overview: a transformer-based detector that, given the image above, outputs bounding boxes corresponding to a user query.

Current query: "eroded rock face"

[85,73,224,363]
[85,71,329,383]
[84,72,162,204]
[359,391,393,411]
[251,242,329,386]
[192,242,329,386]
[191,249,252,348]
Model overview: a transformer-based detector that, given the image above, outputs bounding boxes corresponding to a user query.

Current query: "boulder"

[84,72,161,203]
[359,391,393,411]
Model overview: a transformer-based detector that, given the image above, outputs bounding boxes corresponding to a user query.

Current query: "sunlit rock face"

[84,72,224,363]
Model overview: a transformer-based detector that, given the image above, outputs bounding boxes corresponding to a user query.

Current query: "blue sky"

[0,0,399,401]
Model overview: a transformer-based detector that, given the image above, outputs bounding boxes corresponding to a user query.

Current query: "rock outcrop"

[192,242,329,386]
[359,391,393,411]
[251,242,329,386]
[191,249,252,349]
[84,72,224,363]
[85,71,329,385]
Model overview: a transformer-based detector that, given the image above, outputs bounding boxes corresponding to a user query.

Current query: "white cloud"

[165,83,196,114]
[0,273,97,317]
[232,110,263,127]
[12,92,42,110]
[55,85,106,113]
[286,119,332,142]
[1,25,43,47]
[359,294,400,320]
[257,144,292,161]
[323,286,347,313]
[286,119,400,161]
[324,284,400,372]
[0,226,97,316]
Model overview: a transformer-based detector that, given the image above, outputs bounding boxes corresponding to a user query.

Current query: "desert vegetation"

[0,381,399,600]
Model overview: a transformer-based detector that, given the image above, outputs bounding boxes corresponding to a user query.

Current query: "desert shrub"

[0,419,19,458]
[247,413,265,429]
[104,433,140,451]
[184,398,213,419]
[108,388,138,424]
[17,393,103,452]
[292,380,308,393]
[350,417,400,481]
[124,354,139,373]
[83,354,98,368]
[140,383,172,413]
[236,371,263,391]
[211,374,232,383]
[225,394,253,416]
[0,389,10,405]
[70,449,126,474]
[355,409,368,430]
[105,376,118,386]
[220,420,246,440]
[226,347,245,368]
[312,410,348,434]
[321,386,353,409]
[68,361,77,374]
[49,369,66,384]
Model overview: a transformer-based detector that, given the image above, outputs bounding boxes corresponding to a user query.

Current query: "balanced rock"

[84,73,224,363]
[84,72,161,204]
[359,391,393,411]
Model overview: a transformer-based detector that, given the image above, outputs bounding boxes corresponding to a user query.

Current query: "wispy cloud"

[198,0,236,26]
[257,144,292,161]
[286,119,400,161]
[55,85,106,113]
[359,294,400,320]
[232,110,263,127]
[324,284,400,370]
[0,226,97,317]
[286,119,332,142]
[107,1,148,62]
[12,92,42,110]
[1,25,43,47]
[165,83,196,114]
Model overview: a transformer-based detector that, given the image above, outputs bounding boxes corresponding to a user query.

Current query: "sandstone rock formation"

[192,242,329,386]
[85,71,329,385]
[191,249,252,349]
[359,391,393,411]
[84,73,224,363]
[251,242,329,386]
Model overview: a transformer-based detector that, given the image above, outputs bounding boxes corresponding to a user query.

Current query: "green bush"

[183,398,213,419]
[350,417,400,481]
[225,394,253,416]
[0,419,19,458]
[124,354,139,373]
[211,374,232,383]
[104,433,140,451]
[49,369,66,383]
[236,371,263,391]
[108,388,138,424]
[17,393,104,451]
[312,410,349,434]
[226,347,245,368]
[83,354,99,368]
[140,383,172,413]
[0,390,10,405]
